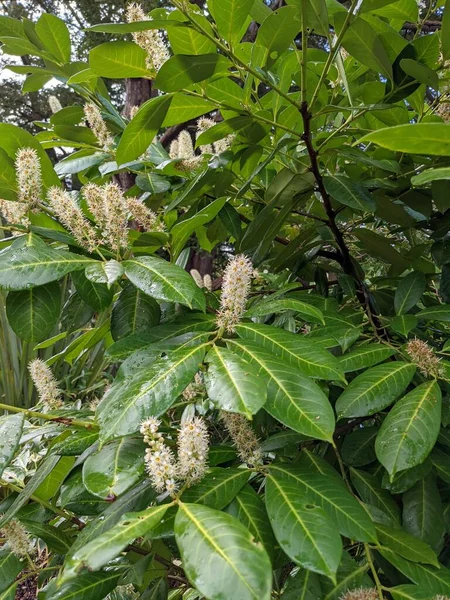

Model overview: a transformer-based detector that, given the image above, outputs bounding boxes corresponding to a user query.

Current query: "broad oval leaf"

[0,414,24,478]
[412,167,450,186]
[339,343,396,373]
[45,570,121,600]
[402,476,444,550]
[266,472,342,581]
[341,426,379,467]
[82,437,146,499]
[182,467,249,510]
[209,0,254,46]
[90,41,151,78]
[375,523,439,567]
[350,468,401,525]
[0,547,22,595]
[123,256,205,311]
[175,502,272,600]
[35,13,70,64]
[394,271,426,315]
[0,240,94,290]
[155,54,232,92]
[110,282,161,341]
[235,322,345,382]
[323,174,376,213]
[359,123,450,156]
[336,362,416,418]
[228,339,335,441]
[84,260,123,286]
[375,381,441,478]
[246,298,325,324]
[72,271,113,312]
[416,304,450,322]
[205,345,267,417]
[97,343,209,442]
[6,282,61,341]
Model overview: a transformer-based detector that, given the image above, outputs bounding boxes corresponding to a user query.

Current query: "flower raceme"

[221,411,262,467]
[406,338,443,379]
[216,254,254,332]
[15,147,42,209]
[177,416,209,485]
[28,359,62,410]
[126,2,169,76]
[83,102,114,150]
[1,518,34,559]
[141,417,178,496]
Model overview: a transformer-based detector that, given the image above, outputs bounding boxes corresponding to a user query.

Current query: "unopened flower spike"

[177,416,209,485]
[221,411,262,467]
[48,95,62,113]
[15,147,42,209]
[141,417,178,496]
[83,103,114,150]
[47,187,99,252]
[406,338,444,379]
[216,254,253,332]
[28,358,63,410]
[126,3,169,76]
[340,589,381,600]
[1,518,34,559]
[196,117,215,154]
[127,197,164,232]
[101,183,129,251]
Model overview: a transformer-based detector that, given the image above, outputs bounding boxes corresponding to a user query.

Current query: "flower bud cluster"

[340,589,380,600]
[16,148,42,209]
[47,187,99,252]
[221,411,262,467]
[83,103,114,150]
[126,3,169,76]
[48,95,63,114]
[28,359,63,410]
[406,338,443,379]
[1,518,34,558]
[177,416,209,485]
[216,254,253,332]
[169,130,204,171]
[190,269,212,292]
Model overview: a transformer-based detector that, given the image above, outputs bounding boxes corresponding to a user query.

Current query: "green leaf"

[416,304,450,322]
[209,0,254,46]
[72,271,113,312]
[339,344,396,373]
[266,471,342,581]
[50,429,98,456]
[390,585,435,600]
[376,523,439,567]
[155,54,232,93]
[375,381,441,478]
[402,476,444,550]
[35,14,70,63]
[0,547,22,594]
[116,94,172,165]
[255,6,302,68]
[65,504,168,577]
[394,271,426,315]
[123,256,205,311]
[167,22,215,55]
[85,260,123,287]
[90,41,151,78]
[0,238,94,291]
[20,520,72,554]
[83,438,145,499]
[399,58,439,89]
[443,0,450,61]
[175,503,272,600]
[246,298,325,324]
[97,343,209,442]
[228,340,335,441]
[269,462,377,543]
[353,228,410,274]
[205,345,267,417]
[390,315,418,337]
[46,570,121,600]
[323,174,375,213]
[320,551,374,600]
[170,197,227,260]
[225,484,276,557]
[335,362,416,418]
[0,414,24,478]
[379,547,450,595]
[337,14,392,80]
[350,468,401,524]
[111,282,161,341]
[282,569,322,600]
[235,322,345,381]
[162,93,213,127]
[341,426,379,467]
[182,468,249,509]
[359,123,450,156]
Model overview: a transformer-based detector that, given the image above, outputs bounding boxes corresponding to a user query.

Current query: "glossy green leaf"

[376,523,439,567]
[90,41,151,78]
[97,343,209,441]
[0,238,94,291]
[72,271,113,312]
[416,304,450,322]
[323,174,375,213]
[228,339,335,441]
[375,381,441,478]
[359,123,450,156]
[0,414,24,478]
[443,0,450,61]
[175,502,272,600]
[338,344,396,373]
[394,271,426,315]
[182,468,249,510]
[35,13,70,63]
[225,484,276,557]
[390,585,435,600]
[162,93,213,127]
[116,94,172,165]
[341,426,379,467]
[84,260,123,287]
[110,282,160,341]
[266,471,342,581]
[155,54,232,92]
[390,315,418,337]
[350,468,401,525]
[65,504,168,577]
[209,0,254,46]
[235,322,345,381]
[46,570,121,600]
[402,476,444,550]
[0,547,22,594]
[123,256,205,311]
[205,345,267,417]
[400,58,439,89]
[83,437,145,499]
[50,429,98,456]
[282,569,322,600]
[20,520,72,554]
[269,462,377,543]
[246,298,325,324]
[335,362,416,418]
[255,6,302,68]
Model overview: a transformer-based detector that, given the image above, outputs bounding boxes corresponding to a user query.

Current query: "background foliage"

[1,0,450,599]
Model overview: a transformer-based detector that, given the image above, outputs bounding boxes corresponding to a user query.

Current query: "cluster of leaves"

[1,0,450,599]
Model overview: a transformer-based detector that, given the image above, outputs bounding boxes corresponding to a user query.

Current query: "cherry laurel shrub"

[1,1,450,599]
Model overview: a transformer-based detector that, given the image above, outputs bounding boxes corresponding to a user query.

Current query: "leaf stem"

[364,543,384,599]
[0,402,98,430]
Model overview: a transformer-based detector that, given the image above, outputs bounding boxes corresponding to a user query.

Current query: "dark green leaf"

[111,282,160,341]
[338,344,396,373]
[155,54,232,92]
[323,174,375,213]
[402,476,444,550]
[394,271,426,315]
